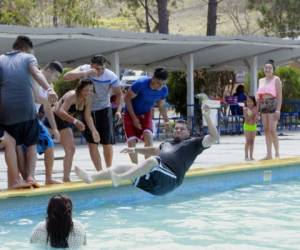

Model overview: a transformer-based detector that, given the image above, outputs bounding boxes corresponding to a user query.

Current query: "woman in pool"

[45,79,100,182]
[257,60,282,160]
[30,195,86,248]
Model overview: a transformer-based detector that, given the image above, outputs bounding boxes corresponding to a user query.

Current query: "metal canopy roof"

[0,24,299,70]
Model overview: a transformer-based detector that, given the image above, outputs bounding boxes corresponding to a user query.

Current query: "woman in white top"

[30,195,86,248]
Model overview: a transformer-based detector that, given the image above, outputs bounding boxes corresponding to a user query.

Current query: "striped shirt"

[80,64,119,111]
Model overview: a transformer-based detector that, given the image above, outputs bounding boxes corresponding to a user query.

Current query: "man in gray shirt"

[64,55,122,171]
[0,35,57,187]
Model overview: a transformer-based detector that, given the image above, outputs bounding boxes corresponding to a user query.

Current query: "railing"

[154,101,300,138]
[79,100,300,143]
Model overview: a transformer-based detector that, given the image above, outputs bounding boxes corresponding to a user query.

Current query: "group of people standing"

[0,35,172,189]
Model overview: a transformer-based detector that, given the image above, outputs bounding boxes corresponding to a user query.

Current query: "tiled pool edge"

[1,156,300,200]
[0,156,300,221]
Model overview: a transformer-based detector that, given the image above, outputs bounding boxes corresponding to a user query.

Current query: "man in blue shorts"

[75,105,219,196]
[124,68,170,163]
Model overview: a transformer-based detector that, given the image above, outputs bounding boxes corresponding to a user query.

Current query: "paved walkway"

[0,131,299,189]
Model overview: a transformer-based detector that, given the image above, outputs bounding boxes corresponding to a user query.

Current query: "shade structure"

[0,25,299,70]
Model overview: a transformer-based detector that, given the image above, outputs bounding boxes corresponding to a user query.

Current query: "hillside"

[96,0,263,36]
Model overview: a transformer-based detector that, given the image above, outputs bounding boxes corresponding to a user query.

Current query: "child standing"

[243,96,258,161]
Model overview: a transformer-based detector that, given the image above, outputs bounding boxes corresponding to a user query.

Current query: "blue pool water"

[1,179,300,250]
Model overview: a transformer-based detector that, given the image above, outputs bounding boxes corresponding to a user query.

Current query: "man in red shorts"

[124,68,169,163]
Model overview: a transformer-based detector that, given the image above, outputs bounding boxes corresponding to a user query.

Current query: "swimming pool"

[1,158,300,249]
[1,179,300,250]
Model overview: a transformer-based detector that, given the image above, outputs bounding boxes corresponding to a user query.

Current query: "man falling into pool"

[75,105,219,195]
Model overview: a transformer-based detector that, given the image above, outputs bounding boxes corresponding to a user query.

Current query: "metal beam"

[185,54,195,121]
[34,39,64,48]
[63,43,147,64]
[249,56,258,95]
[146,44,227,67]
[111,52,120,78]
[210,48,292,69]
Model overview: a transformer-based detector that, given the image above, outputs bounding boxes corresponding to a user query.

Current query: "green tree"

[52,0,97,27]
[167,70,235,116]
[0,0,98,27]
[0,0,36,25]
[276,66,300,112]
[248,0,300,38]
[105,0,177,33]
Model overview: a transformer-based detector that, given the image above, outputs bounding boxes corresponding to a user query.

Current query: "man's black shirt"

[159,137,207,185]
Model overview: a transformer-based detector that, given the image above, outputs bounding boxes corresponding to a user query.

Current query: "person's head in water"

[151,68,168,90]
[43,61,64,83]
[46,195,73,248]
[173,120,190,141]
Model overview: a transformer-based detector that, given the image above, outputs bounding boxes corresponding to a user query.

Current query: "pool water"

[1,179,300,250]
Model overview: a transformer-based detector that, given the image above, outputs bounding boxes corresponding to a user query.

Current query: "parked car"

[120,69,147,86]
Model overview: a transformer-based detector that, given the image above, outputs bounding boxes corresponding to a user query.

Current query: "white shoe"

[75,166,92,184]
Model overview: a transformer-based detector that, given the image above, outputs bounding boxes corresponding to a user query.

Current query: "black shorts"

[83,107,115,145]
[1,119,40,146]
[44,114,73,131]
[0,128,4,138]
[134,157,178,196]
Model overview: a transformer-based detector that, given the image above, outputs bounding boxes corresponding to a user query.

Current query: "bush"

[167,70,235,117]
[276,66,300,100]
[53,68,79,98]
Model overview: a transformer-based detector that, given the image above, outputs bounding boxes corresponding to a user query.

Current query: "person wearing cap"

[123,68,170,163]
[63,55,122,171]
[0,35,58,187]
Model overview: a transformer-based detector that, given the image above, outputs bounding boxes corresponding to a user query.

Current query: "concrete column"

[250,56,258,95]
[111,52,120,78]
[186,53,194,120]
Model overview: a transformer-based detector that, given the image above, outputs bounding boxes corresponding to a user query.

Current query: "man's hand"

[202,104,211,116]
[133,117,142,130]
[52,129,60,143]
[115,111,122,124]
[85,68,98,78]
[92,130,100,143]
[120,148,136,154]
[47,89,58,105]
